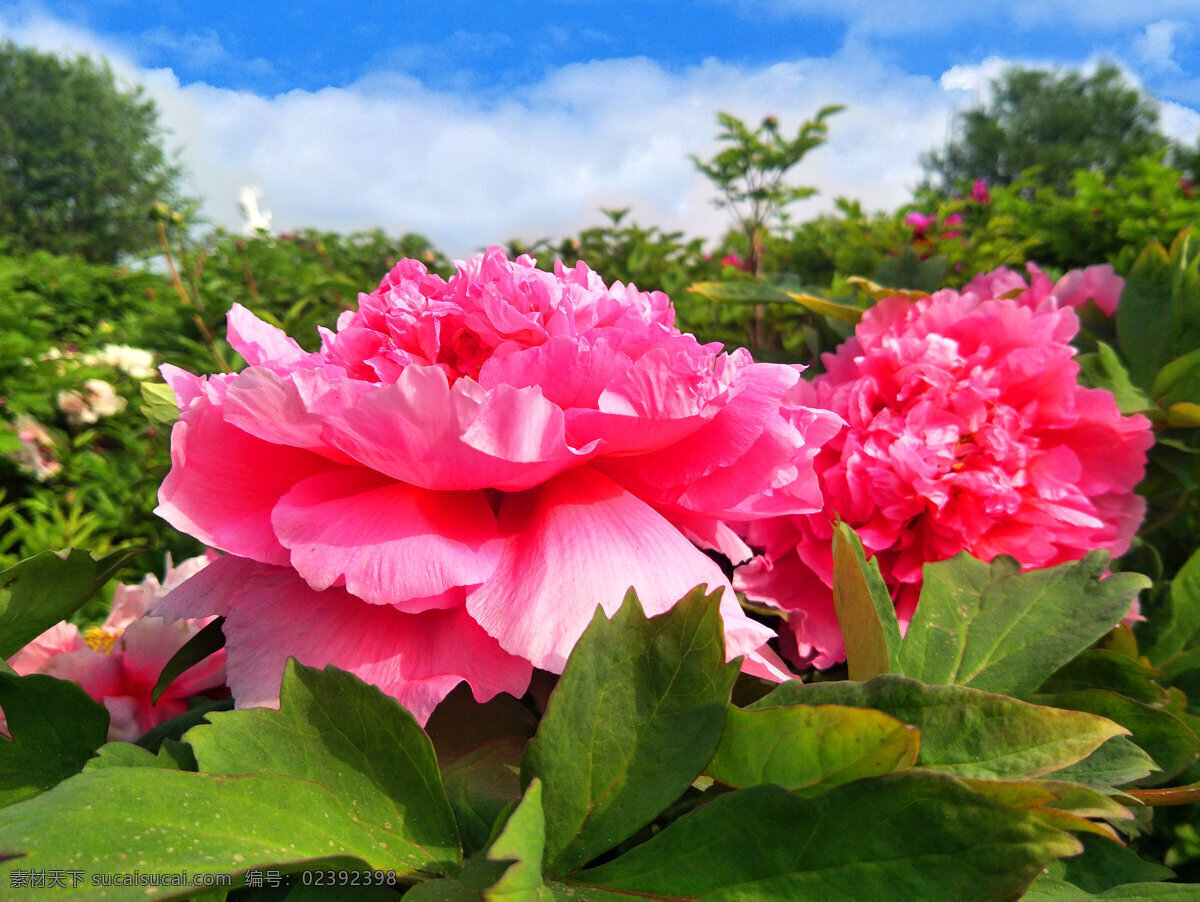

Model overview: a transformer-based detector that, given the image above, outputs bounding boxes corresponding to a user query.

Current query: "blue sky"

[3,1,1199,255]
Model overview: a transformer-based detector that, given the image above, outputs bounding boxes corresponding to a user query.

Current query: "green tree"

[692,107,843,277]
[0,41,184,263]
[922,62,1169,195]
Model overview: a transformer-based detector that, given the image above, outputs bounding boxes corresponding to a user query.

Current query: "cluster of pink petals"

[154,248,843,723]
[965,262,1124,317]
[736,265,1153,668]
[3,554,226,741]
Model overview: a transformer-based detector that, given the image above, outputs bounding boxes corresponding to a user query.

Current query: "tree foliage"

[0,41,184,263]
[922,62,1169,195]
[692,106,843,275]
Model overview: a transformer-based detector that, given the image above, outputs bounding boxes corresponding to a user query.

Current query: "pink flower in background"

[941,212,964,241]
[721,254,750,271]
[155,248,842,723]
[736,268,1153,668]
[904,212,935,236]
[3,554,226,741]
[965,262,1124,317]
[971,180,991,203]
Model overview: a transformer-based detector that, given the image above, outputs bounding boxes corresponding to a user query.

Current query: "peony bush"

[3,235,1200,899]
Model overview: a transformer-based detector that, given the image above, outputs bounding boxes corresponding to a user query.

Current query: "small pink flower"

[154,248,842,723]
[721,254,750,271]
[941,212,964,241]
[971,180,991,204]
[736,268,1152,668]
[904,212,935,236]
[3,554,226,741]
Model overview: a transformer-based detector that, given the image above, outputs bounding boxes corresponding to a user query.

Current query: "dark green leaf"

[1049,737,1158,791]
[0,768,416,899]
[753,676,1127,780]
[187,660,460,876]
[899,551,1148,697]
[704,704,917,794]
[831,523,900,681]
[1040,650,1168,705]
[521,587,739,875]
[572,774,1079,901]
[0,673,108,807]
[1041,832,1174,893]
[0,547,141,658]
[1118,234,1191,390]
[442,740,525,858]
[152,616,226,704]
[134,698,233,752]
[1145,546,1200,666]
[1034,689,1200,785]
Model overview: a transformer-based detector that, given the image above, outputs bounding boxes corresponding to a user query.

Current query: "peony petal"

[271,468,501,609]
[7,622,84,674]
[151,553,266,622]
[156,398,340,566]
[214,565,532,724]
[466,466,770,672]
[226,304,311,370]
[324,365,592,491]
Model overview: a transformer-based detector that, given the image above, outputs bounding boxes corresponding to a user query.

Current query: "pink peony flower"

[721,253,750,271]
[904,212,935,236]
[153,248,842,723]
[965,262,1123,317]
[971,180,991,204]
[3,554,226,741]
[736,269,1153,668]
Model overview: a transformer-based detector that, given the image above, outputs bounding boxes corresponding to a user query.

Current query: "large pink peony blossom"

[736,266,1153,668]
[154,248,842,723]
[3,554,226,741]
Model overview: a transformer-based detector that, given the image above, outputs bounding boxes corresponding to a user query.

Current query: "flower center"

[83,626,121,654]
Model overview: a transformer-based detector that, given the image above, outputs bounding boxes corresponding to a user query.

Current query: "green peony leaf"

[0,672,108,807]
[571,774,1079,901]
[521,587,739,876]
[1041,832,1174,893]
[704,703,917,794]
[484,778,550,902]
[1033,689,1200,785]
[186,659,460,876]
[0,768,417,899]
[441,739,525,858]
[1078,342,1152,414]
[1049,736,1158,791]
[831,522,901,681]
[0,547,141,659]
[753,675,1127,780]
[898,551,1148,697]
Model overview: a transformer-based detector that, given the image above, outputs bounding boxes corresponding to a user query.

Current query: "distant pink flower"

[966,262,1123,317]
[736,269,1153,668]
[155,248,842,723]
[971,180,991,203]
[721,254,750,271]
[3,554,226,741]
[904,212,935,236]
[941,212,964,240]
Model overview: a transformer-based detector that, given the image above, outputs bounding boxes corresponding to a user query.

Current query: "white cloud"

[1135,20,1188,72]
